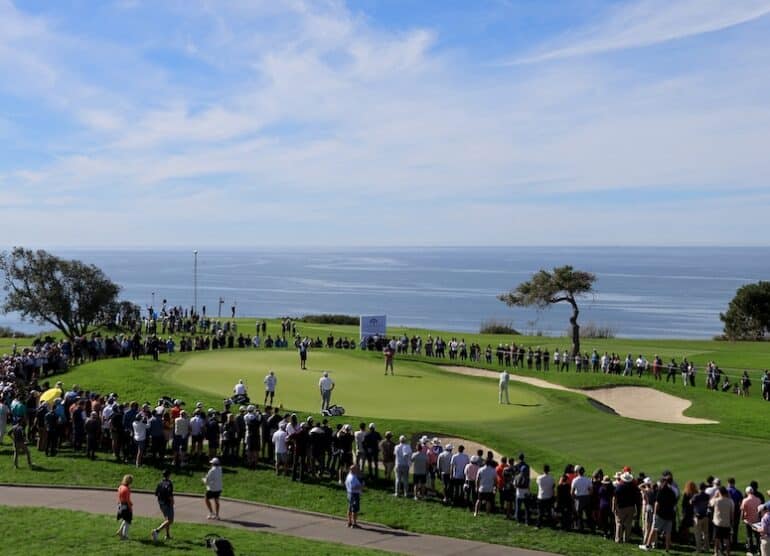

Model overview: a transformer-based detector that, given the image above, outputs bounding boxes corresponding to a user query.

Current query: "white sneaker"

[638,545,650,551]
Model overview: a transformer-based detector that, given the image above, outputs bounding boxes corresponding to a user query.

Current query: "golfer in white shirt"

[499,370,510,404]
[263,371,277,405]
[319,372,335,411]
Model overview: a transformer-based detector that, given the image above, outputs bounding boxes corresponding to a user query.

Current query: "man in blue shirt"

[345,464,363,528]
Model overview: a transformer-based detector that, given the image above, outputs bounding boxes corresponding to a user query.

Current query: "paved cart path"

[0,485,556,556]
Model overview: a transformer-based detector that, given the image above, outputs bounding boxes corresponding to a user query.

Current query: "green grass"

[4,318,770,555]
[0,506,386,555]
[169,349,546,421]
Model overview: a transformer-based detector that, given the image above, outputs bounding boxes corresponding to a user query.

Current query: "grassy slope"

[0,506,386,556]
[3,319,770,555]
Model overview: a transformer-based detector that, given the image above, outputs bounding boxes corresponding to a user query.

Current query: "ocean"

[1,247,768,339]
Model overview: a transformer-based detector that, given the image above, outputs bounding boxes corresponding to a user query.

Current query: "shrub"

[0,326,26,338]
[299,314,360,325]
[577,322,617,339]
[480,319,519,335]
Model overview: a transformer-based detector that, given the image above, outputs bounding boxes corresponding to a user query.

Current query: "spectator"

[152,469,174,542]
[394,435,412,498]
[203,457,223,520]
[115,474,133,540]
[345,464,363,528]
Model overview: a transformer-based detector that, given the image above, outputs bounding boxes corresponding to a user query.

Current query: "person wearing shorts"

[475,458,497,516]
[203,458,223,519]
[345,464,363,527]
[710,487,735,556]
[639,478,676,552]
[152,469,174,541]
[411,444,428,500]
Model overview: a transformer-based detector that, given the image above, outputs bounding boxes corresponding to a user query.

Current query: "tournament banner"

[360,315,387,340]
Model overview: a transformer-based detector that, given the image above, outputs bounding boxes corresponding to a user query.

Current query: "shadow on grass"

[219,518,272,529]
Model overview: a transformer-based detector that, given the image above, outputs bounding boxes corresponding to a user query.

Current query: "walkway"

[0,485,556,556]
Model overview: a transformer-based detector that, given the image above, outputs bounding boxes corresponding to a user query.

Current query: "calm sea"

[2,247,768,339]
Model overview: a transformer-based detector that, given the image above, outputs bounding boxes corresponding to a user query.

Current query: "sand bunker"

[439,366,718,425]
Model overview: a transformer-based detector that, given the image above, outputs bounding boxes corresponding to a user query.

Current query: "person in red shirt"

[116,474,134,540]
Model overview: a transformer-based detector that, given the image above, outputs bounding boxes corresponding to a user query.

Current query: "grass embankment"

[0,506,385,556]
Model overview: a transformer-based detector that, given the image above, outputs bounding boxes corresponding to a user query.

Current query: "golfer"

[499,369,510,404]
[152,469,174,542]
[319,372,335,411]
[384,345,394,375]
[203,457,223,520]
[264,371,277,405]
[299,341,308,370]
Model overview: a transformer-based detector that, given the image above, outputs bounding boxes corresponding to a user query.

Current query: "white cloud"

[0,0,768,247]
[507,0,770,64]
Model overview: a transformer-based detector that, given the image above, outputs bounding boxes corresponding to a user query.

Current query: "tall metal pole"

[193,250,198,315]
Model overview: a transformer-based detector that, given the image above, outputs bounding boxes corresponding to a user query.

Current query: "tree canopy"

[0,247,121,339]
[720,281,770,340]
[498,265,595,355]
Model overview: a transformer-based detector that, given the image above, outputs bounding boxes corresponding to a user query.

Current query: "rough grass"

[0,506,385,556]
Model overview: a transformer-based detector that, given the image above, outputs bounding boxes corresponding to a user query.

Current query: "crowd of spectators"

[3,364,770,554]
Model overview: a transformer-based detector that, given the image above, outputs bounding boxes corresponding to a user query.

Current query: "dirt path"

[439,366,718,425]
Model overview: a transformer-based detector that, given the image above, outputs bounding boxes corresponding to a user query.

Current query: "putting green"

[168,350,548,422]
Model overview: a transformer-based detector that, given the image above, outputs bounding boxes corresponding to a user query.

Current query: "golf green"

[168,349,548,422]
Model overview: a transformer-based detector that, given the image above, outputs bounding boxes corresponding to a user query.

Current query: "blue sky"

[1,0,769,247]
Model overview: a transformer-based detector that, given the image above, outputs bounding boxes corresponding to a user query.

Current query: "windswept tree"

[498,265,596,356]
[0,247,121,340]
[720,281,770,340]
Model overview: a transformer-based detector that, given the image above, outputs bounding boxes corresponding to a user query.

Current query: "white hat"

[419,435,429,444]
[247,405,256,412]
[445,443,453,451]
[746,486,754,494]
[210,457,221,465]
[323,371,329,377]
[620,472,634,483]
[369,423,375,429]
[432,437,441,446]
[399,435,406,442]
[196,402,203,408]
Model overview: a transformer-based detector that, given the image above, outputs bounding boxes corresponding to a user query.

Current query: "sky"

[0,0,769,247]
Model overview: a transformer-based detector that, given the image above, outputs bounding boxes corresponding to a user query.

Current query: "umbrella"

[39,387,63,405]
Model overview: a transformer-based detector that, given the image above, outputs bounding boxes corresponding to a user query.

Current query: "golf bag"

[321,404,345,417]
[230,394,250,405]
[205,534,235,556]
